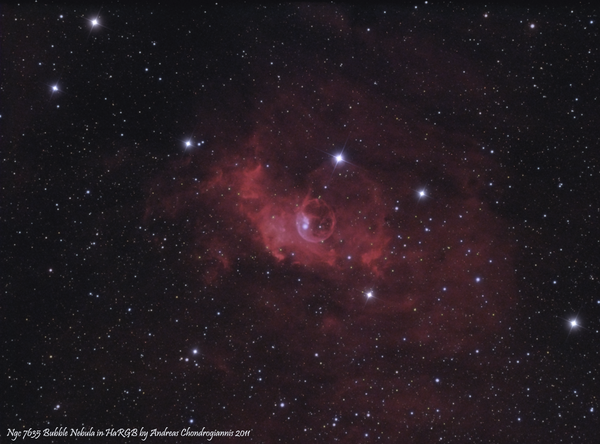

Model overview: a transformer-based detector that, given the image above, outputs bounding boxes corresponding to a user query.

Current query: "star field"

[2,4,600,443]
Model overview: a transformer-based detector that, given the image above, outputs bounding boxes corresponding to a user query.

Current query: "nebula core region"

[295,198,335,243]
[188,153,392,277]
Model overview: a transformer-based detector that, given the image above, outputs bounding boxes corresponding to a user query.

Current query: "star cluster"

[3,4,600,443]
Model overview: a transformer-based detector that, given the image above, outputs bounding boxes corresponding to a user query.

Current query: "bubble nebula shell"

[296,198,335,243]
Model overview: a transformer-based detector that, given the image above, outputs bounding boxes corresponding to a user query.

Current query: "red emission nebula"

[231,158,389,272]
[145,73,517,438]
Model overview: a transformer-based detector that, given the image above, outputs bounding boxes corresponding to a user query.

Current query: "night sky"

[3,3,600,443]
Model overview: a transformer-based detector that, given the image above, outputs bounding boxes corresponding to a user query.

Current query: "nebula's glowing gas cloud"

[143,44,517,442]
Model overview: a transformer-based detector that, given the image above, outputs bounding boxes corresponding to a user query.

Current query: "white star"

[570,320,577,328]
[92,19,98,26]
[335,154,343,163]
[366,291,373,299]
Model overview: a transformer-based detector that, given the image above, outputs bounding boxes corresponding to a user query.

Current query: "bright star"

[185,140,192,147]
[83,13,108,41]
[561,312,588,342]
[313,135,361,187]
[85,7,114,33]
[49,84,61,98]
[415,189,429,202]
[366,291,373,298]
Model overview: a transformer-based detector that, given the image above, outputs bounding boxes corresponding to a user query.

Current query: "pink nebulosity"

[295,198,335,243]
